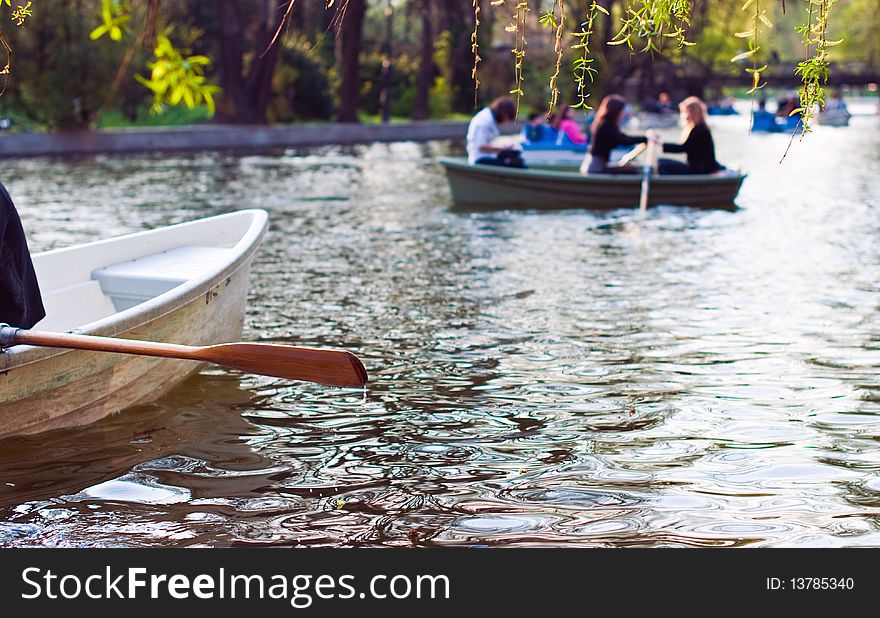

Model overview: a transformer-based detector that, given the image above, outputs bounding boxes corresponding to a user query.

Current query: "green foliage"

[266,40,334,123]
[0,0,868,135]
[89,0,129,41]
[570,2,607,110]
[355,48,419,117]
[9,1,32,27]
[610,0,695,53]
[540,0,566,114]
[428,76,453,118]
[837,0,880,67]
[731,0,771,99]
[793,0,839,134]
[97,103,211,128]
[136,34,220,115]
[471,0,482,100]
[0,2,124,130]
[505,1,530,116]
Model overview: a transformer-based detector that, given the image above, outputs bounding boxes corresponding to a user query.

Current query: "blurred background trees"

[0,0,876,131]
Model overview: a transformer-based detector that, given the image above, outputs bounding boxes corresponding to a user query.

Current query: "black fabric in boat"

[0,182,45,329]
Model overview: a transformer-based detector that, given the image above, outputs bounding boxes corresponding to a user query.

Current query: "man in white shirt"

[466,97,518,165]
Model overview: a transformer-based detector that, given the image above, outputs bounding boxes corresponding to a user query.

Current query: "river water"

[1,109,879,547]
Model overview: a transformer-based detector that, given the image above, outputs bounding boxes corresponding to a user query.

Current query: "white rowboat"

[0,210,268,438]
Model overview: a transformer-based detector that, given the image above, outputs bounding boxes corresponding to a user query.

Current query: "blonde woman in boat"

[653,96,724,175]
[580,94,648,175]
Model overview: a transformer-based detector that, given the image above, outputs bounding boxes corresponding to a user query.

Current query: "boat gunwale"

[0,209,268,372]
[438,157,748,186]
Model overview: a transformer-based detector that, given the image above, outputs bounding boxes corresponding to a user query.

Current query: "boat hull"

[0,210,267,438]
[816,109,850,127]
[439,158,745,211]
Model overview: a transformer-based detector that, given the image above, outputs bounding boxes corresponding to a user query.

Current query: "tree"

[0,2,125,130]
[336,0,367,122]
[411,0,434,120]
[0,0,865,133]
[210,0,287,123]
[442,0,478,113]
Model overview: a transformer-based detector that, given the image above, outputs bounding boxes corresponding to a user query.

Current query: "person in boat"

[580,94,648,175]
[549,104,588,145]
[825,89,848,112]
[522,109,550,143]
[752,97,779,132]
[0,183,45,330]
[643,91,676,115]
[776,94,799,118]
[466,96,524,167]
[653,96,724,175]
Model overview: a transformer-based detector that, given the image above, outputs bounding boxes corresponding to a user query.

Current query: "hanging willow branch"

[571,1,607,110]
[472,0,484,106]
[793,0,839,135]
[610,0,694,52]
[505,1,529,117]
[732,0,771,132]
[538,0,566,115]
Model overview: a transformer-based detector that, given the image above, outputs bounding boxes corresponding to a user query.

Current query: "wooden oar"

[617,142,647,166]
[0,326,368,388]
[638,137,657,214]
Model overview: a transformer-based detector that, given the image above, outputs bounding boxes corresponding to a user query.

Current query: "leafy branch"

[90,0,131,42]
[505,1,530,117]
[9,0,31,27]
[472,0,483,106]
[610,0,694,53]
[571,1,607,110]
[539,0,566,115]
[731,0,771,131]
[135,34,221,114]
[792,0,840,135]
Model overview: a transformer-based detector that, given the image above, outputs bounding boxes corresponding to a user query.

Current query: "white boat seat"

[91,245,234,311]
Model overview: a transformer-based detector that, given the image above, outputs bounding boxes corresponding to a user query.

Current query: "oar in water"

[638,136,658,214]
[0,326,368,388]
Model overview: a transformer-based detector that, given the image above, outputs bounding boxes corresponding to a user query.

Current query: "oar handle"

[1,325,197,360]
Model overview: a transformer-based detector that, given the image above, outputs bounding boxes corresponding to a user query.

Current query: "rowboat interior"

[0,209,268,438]
[31,210,266,334]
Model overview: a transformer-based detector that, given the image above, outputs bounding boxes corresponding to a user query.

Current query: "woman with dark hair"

[654,96,724,175]
[580,94,647,174]
[466,96,523,167]
[1,183,44,329]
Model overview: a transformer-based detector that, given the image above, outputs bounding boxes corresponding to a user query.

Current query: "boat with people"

[632,111,680,129]
[816,107,851,127]
[439,157,746,210]
[0,210,269,438]
[519,133,588,166]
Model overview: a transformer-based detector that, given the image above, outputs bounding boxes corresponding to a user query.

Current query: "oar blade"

[200,342,368,388]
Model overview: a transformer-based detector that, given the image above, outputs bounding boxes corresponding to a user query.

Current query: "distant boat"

[0,210,268,438]
[816,107,851,127]
[751,111,801,133]
[633,112,680,129]
[520,138,587,166]
[439,157,745,211]
[708,105,738,116]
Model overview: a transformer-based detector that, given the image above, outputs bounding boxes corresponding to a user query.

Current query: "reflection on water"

[1,114,880,547]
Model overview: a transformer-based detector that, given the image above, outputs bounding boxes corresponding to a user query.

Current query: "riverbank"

[0,121,469,158]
